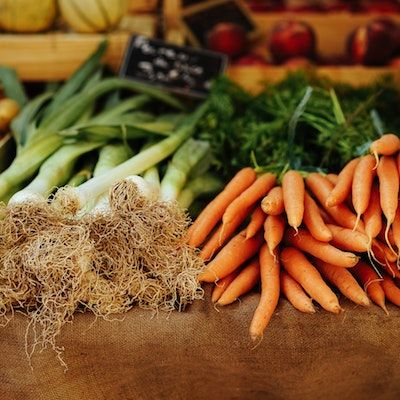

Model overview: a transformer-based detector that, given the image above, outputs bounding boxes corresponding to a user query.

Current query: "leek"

[69,103,208,210]
[67,156,97,187]
[42,40,107,121]
[177,173,224,209]
[93,143,132,177]
[9,141,103,204]
[159,138,210,202]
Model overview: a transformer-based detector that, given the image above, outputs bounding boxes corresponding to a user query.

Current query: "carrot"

[188,167,256,248]
[372,239,397,263]
[391,209,400,260]
[285,228,359,268]
[261,186,284,216]
[352,154,376,230]
[326,224,369,253]
[377,224,395,248]
[318,207,335,224]
[281,247,341,313]
[245,206,266,240]
[264,214,286,255]
[380,261,400,280]
[326,173,339,186]
[381,275,400,307]
[352,261,387,314]
[222,173,276,228]
[198,230,263,282]
[377,155,399,252]
[303,192,332,242]
[282,170,305,231]
[217,259,260,306]
[211,270,240,303]
[280,271,315,314]
[326,158,360,208]
[370,133,400,166]
[200,203,257,261]
[249,245,280,341]
[306,173,364,231]
[363,185,382,251]
[314,259,370,306]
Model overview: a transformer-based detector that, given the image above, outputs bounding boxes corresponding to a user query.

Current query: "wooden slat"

[227,65,400,94]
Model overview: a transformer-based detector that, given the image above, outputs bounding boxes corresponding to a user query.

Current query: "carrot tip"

[372,151,379,170]
[250,333,263,349]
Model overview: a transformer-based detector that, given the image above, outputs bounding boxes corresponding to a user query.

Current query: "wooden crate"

[227,65,400,94]
[0,14,155,81]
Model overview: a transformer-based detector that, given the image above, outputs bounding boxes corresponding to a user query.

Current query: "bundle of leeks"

[0,42,222,366]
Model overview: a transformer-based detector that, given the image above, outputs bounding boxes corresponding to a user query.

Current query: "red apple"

[234,53,270,66]
[389,57,400,68]
[206,23,248,58]
[269,20,316,64]
[347,19,397,65]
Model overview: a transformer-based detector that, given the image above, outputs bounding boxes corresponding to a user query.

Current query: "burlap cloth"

[1,288,399,400]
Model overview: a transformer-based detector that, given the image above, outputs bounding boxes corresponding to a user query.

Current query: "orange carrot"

[261,186,284,215]
[326,173,339,186]
[222,173,276,228]
[352,261,387,314]
[217,259,260,306]
[352,154,376,230]
[211,270,240,303]
[285,228,359,268]
[249,245,280,341]
[327,224,369,253]
[280,271,315,314]
[245,206,266,240]
[370,133,400,166]
[381,275,400,307]
[199,218,238,261]
[264,214,286,255]
[282,170,305,231]
[306,173,364,231]
[363,185,382,249]
[392,208,400,256]
[281,247,341,313]
[314,259,370,306]
[326,158,360,207]
[198,230,263,282]
[188,167,256,248]
[372,239,397,263]
[303,192,332,242]
[377,155,399,252]
[380,261,400,280]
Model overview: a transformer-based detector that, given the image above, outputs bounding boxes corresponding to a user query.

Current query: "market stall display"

[1,1,400,398]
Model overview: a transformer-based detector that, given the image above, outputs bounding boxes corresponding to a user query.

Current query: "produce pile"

[2,41,400,363]
[0,43,223,365]
[190,76,400,342]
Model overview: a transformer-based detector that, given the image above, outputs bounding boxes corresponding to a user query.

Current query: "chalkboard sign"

[181,0,207,7]
[120,35,227,98]
[181,0,258,47]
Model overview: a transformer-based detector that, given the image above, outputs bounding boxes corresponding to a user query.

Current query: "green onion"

[67,156,97,187]
[71,103,207,209]
[159,138,210,202]
[8,141,103,204]
[42,40,107,122]
[177,173,224,209]
[93,143,132,177]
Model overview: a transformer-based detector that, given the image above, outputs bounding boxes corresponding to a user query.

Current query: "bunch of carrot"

[188,133,400,342]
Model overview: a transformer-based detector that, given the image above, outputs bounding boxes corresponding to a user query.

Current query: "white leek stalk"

[159,138,210,202]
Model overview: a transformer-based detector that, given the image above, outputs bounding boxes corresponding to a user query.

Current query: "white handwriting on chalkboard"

[133,36,206,86]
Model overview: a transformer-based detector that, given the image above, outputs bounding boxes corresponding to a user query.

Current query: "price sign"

[120,35,227,98]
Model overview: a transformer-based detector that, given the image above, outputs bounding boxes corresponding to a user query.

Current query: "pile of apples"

[205,17,400,68]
